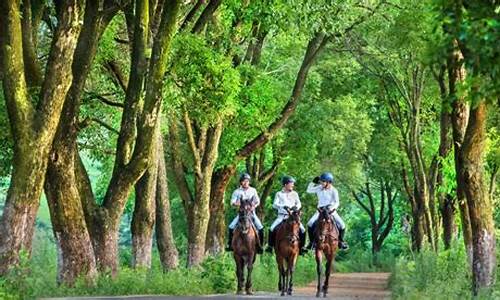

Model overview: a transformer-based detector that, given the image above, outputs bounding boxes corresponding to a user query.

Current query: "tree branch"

[191,0,221,34]
[352,191,373,217]
[180,0,204,31]
[183,109,202,176]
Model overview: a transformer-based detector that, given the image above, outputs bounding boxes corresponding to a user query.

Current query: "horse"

[274,207,302,296]
[313,207,339,297]
[232,198,259,295]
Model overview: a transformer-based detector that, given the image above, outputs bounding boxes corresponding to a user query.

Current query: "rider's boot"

[265,229,275,253]
[257,229,264,254]
[299,230,307,255]
[338,227,349,250]
[306,224,315,250]
[225,228,234,252]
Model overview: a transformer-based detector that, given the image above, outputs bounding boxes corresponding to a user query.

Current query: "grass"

[0,224,399,300]
[390,243,500,300]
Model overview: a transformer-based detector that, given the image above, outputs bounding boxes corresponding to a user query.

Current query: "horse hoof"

[316,292,321,297]
[287,291,292,296]
[246,290,253,295]
[281,291,286,296]
[323,292,328,298]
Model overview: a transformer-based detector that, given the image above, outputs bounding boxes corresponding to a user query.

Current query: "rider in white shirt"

[306,172,349,250]
[226,173,264,254]
[265,176,307,254]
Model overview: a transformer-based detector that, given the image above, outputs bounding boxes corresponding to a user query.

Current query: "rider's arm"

[329,188,340,210]
[230,190,240,207]
[251,188,260,208]
[273,192,287,214]
[306,182,322,194]
[272,192,282,210]
[293,191,302,210]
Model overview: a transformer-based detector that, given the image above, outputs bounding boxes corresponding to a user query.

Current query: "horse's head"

[316,207,335,243]
[237,198,253,234]
[283,207,301,244]
[285,206,302,227]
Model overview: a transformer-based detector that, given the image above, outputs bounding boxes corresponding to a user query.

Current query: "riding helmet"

[319,172,334,183]
[281,175,296,186]
[239,172,251,182]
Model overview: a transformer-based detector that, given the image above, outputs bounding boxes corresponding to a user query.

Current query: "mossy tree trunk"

[155,133,179,271]
[170,113,224,267]
[0,0,84,275]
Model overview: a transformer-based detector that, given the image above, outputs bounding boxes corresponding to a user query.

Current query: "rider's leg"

[266,229,275,253]
[226,216,239,251]
[267,216,283,252]
[252,212,265,254]
[257,229,264,254]
[333,211,348,250]
[306,212,319,249]
[299,223,307,254]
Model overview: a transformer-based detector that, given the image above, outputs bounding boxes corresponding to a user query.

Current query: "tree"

[439,0,498,294]
[205,0,388,256]
[43,0,181,280]
[0,0,86,275]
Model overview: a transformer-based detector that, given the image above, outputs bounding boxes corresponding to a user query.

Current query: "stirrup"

[340,242,349,250]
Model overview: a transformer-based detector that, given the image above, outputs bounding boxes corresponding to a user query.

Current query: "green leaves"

[167,34,241,126]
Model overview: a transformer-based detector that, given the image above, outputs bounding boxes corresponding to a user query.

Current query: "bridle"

[316,208,338,243]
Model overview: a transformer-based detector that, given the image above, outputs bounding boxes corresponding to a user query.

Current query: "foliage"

[391,244,500,299]
[167,34,241,125]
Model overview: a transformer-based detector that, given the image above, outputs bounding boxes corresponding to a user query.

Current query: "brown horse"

[232,199,258,295]
[314,207,339,297]
[274,207,302,296]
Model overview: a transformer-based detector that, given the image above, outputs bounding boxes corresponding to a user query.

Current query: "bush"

[391,245,473,299]
[2,233,321,299]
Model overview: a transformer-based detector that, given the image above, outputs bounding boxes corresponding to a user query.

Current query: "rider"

[266,175,307,255]
[306,172,349,250]
[226,173,265,254]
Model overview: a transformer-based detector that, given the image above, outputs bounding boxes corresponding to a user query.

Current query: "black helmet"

[239,173,251,182]
[281,175,296,186]
[319,172,334,183]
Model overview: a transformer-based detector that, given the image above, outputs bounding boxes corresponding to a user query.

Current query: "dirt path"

[42,272,391,300]
[293,272,391,299]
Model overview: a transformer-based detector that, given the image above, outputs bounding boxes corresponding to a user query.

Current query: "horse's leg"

[323,251,334,297]
[287,254,298,295]
[315,250,323,298]
[283,259,289,296]
[276,254,286,296]
[246,254,254,295]
[235,256,244,295]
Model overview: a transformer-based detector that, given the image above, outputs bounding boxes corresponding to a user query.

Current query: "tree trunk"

[93,221,120,273]
[92,0,181,274]
[461,102,496,294]
[132,144,158,269]
[43,1,117,283]
[448,46,473,264]
[441,195,456,249]
[205,166,236,256]
[186,122,223,267]
[45,143,97,285]
[155,134,179,271]
[434,70,454,250]
[0,0,84,274]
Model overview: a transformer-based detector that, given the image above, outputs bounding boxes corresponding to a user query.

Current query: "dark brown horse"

[314,207,339,297]
[274,207,302,296]
[232,199,259,295]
